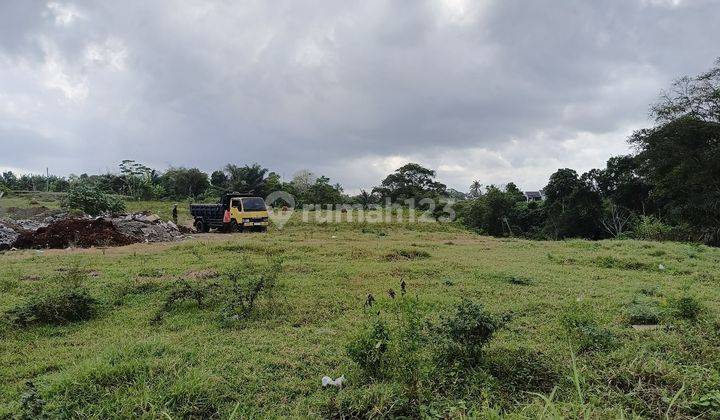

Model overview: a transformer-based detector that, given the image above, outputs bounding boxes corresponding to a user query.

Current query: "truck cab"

[228,196,269,232]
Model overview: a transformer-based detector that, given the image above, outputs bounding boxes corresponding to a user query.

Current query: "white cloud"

[46,2,85,26]
[38,38,88,101]
[84,38,128,71]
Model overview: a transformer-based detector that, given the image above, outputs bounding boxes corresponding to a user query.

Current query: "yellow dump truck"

[190,193,269,233]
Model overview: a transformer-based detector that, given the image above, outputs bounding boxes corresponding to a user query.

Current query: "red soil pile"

[13,218,137,249]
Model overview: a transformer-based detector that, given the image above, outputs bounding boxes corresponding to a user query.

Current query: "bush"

[347,319,391,380]
[64,183,125,216]
[670,295,702,321]
[633,215,691,242]
[560,302,616,352]
[4,265,97,327]
[435,299,501,367]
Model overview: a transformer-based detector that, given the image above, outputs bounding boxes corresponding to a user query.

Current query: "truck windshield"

[242,197,266,211]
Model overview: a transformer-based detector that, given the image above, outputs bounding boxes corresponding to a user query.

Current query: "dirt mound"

[13,218,136,249]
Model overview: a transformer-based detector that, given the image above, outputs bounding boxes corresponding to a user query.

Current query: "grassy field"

[1,201,720,418]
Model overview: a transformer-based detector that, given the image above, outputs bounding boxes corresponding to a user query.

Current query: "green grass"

[1,201,720,418]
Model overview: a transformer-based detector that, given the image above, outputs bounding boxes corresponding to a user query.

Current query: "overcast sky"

[1,0,719,192]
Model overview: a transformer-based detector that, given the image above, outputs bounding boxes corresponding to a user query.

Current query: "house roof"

[523,191,543,199]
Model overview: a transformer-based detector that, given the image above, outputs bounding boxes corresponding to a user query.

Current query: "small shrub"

[384,249,430,261]
[0,276,19,292]
[347,319,391,380]
[633,215,691,242]
[435,299,501,367]
[560,302,616,352]
[17,381,47,420]
[692,390,720,416]
[639,285,661,296]
[670,295,702,321]
[5,266,97,327]
[6,289,97,327]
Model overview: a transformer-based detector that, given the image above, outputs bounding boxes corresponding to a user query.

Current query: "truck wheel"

[195,220,209,233]
[230,220,238,233]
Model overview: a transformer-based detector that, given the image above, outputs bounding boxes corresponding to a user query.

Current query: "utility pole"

[46,167,50,192]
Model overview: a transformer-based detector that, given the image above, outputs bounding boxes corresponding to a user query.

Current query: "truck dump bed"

[189,204,225,228]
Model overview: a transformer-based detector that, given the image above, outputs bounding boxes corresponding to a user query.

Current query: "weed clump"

[624,296,661,325]
[504,275,535,286]
[347,319,391,380]
[487,347,560,395]
[151,281,209,324]
[593,255,654,271]
[17,381,47,420]
[670,294,703,321]
[560,302,616,352]
[384,249,430,261]
[220,256,283,326]
[4,266,97,327]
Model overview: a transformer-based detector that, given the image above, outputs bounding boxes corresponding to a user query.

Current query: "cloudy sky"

[1,0,719,192]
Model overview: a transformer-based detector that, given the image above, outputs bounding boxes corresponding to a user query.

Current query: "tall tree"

[373,163,447,202]
[543,169,603,239]
[224,163,269,195]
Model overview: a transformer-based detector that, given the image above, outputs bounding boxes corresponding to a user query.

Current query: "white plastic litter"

[322,375,345,388]
[658,264,666,271]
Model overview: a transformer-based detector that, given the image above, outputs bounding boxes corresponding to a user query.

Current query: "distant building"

[523,191,545,202]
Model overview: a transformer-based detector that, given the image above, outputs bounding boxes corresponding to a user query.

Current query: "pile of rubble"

[0,212,186,250]
[108,213,184,243]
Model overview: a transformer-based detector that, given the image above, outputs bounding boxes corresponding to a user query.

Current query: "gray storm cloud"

[1,0,719,191]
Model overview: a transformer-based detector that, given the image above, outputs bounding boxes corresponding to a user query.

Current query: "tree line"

[2,59,718,244]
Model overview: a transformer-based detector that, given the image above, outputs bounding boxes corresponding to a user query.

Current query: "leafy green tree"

[652,57,720,124]
[305,176,344,205]
[590,155,651,214]
[630,117,720,244]
[373,163,447,202]
[64,183,125,216]
[210,170,229,189]
[543,169,603,239]
[2,171,18,189]
[160,167,209,199]
[224,163,268,195]
[468,180,483,199]
[629,58,720,245]
[352,189,379,208]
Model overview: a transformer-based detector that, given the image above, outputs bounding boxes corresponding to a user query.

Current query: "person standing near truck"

[172,204,178,225]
